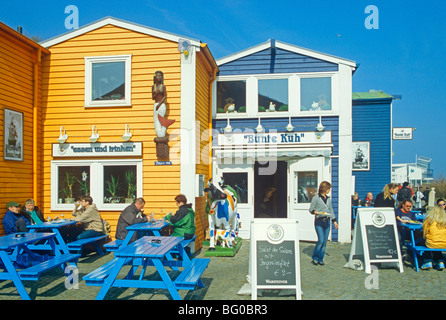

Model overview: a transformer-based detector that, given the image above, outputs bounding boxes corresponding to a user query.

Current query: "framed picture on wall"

[4,108,23,161]
[352,141,370,171]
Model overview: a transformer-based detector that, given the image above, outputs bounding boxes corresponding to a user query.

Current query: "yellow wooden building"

[0,21,49,233]
[1,17,218,249]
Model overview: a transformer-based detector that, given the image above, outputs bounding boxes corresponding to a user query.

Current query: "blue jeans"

[77,229,104,240]
[312,218,330,263]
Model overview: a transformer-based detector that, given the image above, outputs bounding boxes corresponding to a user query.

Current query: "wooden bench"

[174,258,210,290]
[18,254,80,281]
[83,257,132,286]
[103,239,123,252]
[67,235,109,255]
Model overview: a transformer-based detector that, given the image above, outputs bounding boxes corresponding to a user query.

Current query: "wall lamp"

[286,116,294,132]
[57,126,68,144]
[256,118,264,133]
[122,124,132,141]
[224,119,232,133]
[89,125,100,143]
[316,116,325,132]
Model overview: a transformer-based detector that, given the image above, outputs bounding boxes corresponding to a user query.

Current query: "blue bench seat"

[83,257,132,286]
[174,258,210,290]
[18,253,80,281]
[68,235,108,255]
[406,243,446,272]
[103,239,123,252]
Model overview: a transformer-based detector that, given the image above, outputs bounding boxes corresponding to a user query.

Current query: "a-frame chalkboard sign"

[348,207,404,273]
[250,219,301,299]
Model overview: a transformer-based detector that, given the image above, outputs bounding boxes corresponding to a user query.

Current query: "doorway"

[254,161,287,218]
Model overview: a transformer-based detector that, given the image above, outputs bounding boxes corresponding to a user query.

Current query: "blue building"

[352,91,394,204]
[211,40,357,242]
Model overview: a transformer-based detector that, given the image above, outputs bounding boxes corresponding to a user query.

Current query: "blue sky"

[1,0,444,177]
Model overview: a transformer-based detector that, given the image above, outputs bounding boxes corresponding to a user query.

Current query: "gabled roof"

[352,90,394,101]
[0,21,50,54]
[40,16,202,48]
[216,39,357,69]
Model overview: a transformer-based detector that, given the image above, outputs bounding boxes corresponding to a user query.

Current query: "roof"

[40,16,202,48]
[352,91,394,101]
[216,39,357,69]
[0,21,50,54]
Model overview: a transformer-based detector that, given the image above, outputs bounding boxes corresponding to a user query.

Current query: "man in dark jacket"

[115,198,147,242]
[397,182,412,202]
[3,201,30,234]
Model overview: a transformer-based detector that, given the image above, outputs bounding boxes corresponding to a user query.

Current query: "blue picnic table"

[104,220,169,252]
[0,232,80,300]
[27,219,78,254]
[84,236,209,300]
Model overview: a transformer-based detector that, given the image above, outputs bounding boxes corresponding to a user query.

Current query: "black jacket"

[19,206,44,224]
[115,203,148,242]
[374,192,395,208]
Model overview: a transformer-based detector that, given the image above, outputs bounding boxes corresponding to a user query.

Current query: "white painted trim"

[40,17,201,48]
[180,46,197,207]
[336,64,353,243]
[216,40,271,66]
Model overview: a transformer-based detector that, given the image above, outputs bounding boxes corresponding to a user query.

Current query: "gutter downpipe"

[33,47,41,201]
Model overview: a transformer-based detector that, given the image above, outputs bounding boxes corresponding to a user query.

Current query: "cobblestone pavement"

[0,240,445,300]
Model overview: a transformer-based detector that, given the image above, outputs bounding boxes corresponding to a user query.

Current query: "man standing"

[115,198,148,242]
[397,182,412,203]
[3,201,30,234]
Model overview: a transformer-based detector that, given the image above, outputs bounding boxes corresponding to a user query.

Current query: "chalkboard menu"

[365,225,398,260]
[256,240,296,286]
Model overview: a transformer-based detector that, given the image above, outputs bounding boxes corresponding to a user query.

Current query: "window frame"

[214,72,337,119]
[84,55,132,108]
[51,159,143,211]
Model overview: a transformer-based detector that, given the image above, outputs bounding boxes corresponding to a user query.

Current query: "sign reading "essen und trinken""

[52,142,142,157]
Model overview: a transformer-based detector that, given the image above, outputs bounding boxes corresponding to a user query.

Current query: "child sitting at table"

[420,205,446,270]
[165,194,196,240]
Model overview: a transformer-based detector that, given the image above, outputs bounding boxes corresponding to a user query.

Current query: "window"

[297,171,318,203]
[216,80,246,114]
[103,165,137,204]
[85,55,132,107]
[300,77,331,112]
[222,172,248,204]
[57,166,90,204]
[51,160,142,211]
[258,79,288,112]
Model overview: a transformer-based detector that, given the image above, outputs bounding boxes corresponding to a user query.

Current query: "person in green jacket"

[165,194,196,239]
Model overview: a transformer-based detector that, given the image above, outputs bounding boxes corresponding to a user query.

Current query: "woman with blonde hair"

[374,183,399,208]
[309,181,338,266]
[420,205,446,270]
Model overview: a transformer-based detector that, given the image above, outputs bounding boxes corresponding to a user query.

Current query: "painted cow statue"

[204,178,240,250]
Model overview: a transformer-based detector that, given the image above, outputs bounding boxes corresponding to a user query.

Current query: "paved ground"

[0,240,445,300]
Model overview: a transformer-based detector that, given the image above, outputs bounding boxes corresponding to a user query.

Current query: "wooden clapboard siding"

[352,95,393,202]
[40,24,182,238]
[0,22,48,235]
[218,48,339,76]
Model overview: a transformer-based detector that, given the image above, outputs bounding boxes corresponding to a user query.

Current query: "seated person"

[165,194,196,240]
[3,201,30,234]
[395,200,419,243]
[363,192,374,207]
[71,195,105,240]
[115,198,148,242]
[421,205,446,270]
[20,199,44,225]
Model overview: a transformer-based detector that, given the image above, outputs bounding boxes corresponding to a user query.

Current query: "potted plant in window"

[63,171,76,203]
[124,170,136,203]
[75,171,89,196]
[105,174,121,203]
